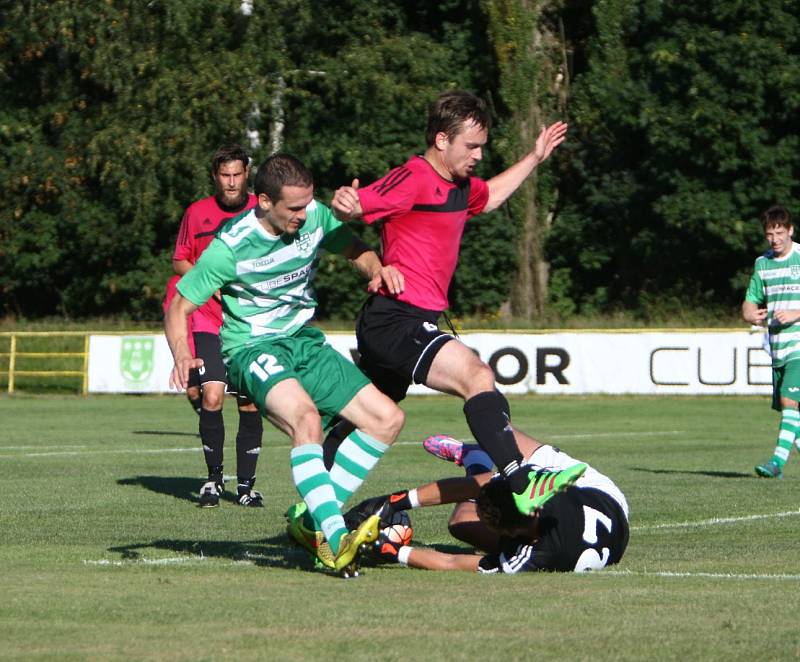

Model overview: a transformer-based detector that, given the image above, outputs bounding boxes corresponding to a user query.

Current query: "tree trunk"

[484,0,567,320]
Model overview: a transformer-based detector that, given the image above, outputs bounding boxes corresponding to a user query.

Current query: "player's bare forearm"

[164,294,202,389]
[416,475,490,507]
[484,121,568,213]
[343,239,405,295]
[173,259,193,276]
[742,301,767,325]
[407,547,482,571]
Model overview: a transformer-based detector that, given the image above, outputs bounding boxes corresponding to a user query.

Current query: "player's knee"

[389,405,405,440]
[293,407,324,442]
[462,362,496,398]
[378,404,405,443]
[202,389,225,410]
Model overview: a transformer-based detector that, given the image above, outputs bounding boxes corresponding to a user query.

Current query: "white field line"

[633,509,800,531]
[83,557,800,582]
[4,429,685,459]
[1,447,201,458]
[3,445,88,450]
[600,570,800,581]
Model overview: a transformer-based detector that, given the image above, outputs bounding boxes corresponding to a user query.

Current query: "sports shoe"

[236,479,264,507]
[513,463,588,515]
[199,479,223,508]
[755,460,783,479]
[423,434,466,465]
[285,502,329,566]
[317,512,382,573]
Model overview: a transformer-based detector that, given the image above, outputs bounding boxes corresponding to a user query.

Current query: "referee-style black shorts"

[355,295,454,402]
[191,331,228,386]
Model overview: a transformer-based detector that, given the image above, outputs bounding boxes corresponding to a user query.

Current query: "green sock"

[290,445,347,554]
[771,408,799,469]
[328,430,389,507]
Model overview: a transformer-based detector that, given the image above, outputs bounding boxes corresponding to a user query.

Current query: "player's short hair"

[475,477,534,538]
[211,143,250,174]
[254,153,314,202]
[761,205,792,230]
[425,90,491,147]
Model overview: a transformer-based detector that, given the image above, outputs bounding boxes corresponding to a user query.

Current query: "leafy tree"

[553,0,800,318]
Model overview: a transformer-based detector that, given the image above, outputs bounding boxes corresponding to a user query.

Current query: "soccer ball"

[381,510,413,546]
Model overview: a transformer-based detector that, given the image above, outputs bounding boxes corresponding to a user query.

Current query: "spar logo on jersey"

[295,232,313,257]
[120,337,154,383]
[791,265,800,279]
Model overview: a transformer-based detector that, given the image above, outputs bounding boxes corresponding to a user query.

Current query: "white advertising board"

[88,331,773,395]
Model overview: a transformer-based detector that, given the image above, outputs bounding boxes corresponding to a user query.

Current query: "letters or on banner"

[87,331,772,395]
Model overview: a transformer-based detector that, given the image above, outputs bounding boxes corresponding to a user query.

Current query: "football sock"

[199,408,225,470]
[462,446,493,475]
[328,429,389,507]
[321,417,355,470]
[189,396,202,415]
[290,445,347,554]
[770,408,799,469]
[463,391,528,493]
[235,409,263,484]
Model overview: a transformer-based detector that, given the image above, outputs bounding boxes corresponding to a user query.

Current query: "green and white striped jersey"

[177,199,353,357]
[745,242,800,367]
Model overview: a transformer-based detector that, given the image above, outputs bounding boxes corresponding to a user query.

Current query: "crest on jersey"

[295,232,313,257]
[120,337,154,383]
[791,265,800,279]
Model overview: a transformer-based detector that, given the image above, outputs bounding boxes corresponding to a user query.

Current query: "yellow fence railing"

[0,332,90,395]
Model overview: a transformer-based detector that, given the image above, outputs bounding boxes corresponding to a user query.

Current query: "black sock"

[235,409,263,483]
[463,391,528,493]
[189,396,202,415]
[322,417,355,470]
[199,408,225,470]
[207,464,224,485]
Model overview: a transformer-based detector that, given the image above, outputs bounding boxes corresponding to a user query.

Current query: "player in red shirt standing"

[172,144,264,508]
[327,91,571,515]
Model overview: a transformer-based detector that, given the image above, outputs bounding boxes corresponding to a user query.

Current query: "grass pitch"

[1,394,799,660]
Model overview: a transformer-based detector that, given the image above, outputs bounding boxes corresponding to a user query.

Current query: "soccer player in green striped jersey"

[743,205,800,479]
[165,154,405,571]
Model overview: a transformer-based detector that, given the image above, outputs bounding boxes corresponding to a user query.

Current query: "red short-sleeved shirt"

[358,156,489,311]
[172,194,257,333]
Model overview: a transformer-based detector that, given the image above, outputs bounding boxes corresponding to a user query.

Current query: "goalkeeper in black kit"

[346,432,629,573]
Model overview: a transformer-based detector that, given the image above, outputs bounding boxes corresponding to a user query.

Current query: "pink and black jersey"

[358,156,489,312]
[173,194,257,334]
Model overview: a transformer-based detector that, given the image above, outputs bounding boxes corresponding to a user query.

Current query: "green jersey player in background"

[743,205,800,479]
[165,153,405,574]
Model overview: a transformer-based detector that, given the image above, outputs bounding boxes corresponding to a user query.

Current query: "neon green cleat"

[285,502,331,569]
[317,513,382,574]
[513,463,588,515]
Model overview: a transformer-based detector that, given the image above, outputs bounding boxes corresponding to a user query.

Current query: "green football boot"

[513,463,588,515]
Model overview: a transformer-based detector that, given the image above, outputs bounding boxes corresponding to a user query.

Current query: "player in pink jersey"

[326,91,568,515]
[172,144,264,508]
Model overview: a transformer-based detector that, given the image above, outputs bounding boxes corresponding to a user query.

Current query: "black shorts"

[191,332,228,386]
[355,295,454,402]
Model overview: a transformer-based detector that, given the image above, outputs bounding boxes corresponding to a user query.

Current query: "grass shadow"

[630,467,752,479]
[133,430,200,438]
[118,475,239,505]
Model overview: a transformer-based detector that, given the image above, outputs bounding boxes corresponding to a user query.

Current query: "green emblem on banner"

[120,337,154,382]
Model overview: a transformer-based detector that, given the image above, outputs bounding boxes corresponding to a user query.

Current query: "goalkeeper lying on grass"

[347,432,629,574]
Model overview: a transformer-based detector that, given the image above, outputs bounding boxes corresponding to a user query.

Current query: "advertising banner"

[88,330,772,395]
